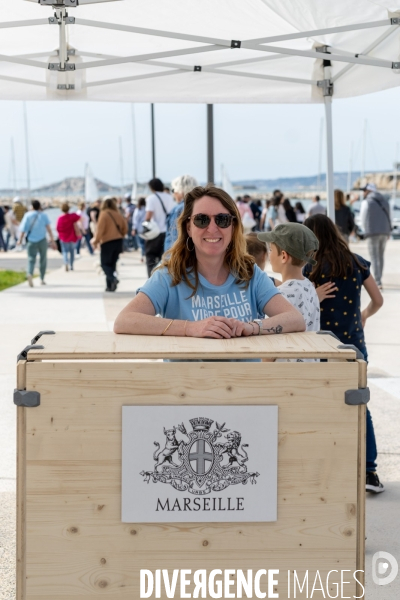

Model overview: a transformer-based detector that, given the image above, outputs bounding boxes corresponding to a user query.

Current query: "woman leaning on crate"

[114,185,304,339]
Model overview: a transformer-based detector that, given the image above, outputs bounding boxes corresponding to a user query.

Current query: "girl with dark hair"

[114,185,304,339]
[334,189,355,241]
[294,202,306,223]
[282,198,297,223]
[303,213,384,493]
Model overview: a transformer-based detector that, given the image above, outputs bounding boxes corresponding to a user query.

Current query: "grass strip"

[0,270,26,291]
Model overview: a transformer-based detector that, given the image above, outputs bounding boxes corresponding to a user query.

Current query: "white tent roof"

[1,0,399,103]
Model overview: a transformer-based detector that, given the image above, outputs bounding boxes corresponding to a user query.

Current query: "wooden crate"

[16,332,367,599]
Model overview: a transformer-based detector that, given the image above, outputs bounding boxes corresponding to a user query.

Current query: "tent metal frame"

[1,7,399,216]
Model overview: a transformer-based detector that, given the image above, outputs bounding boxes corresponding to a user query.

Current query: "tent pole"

[324,96,334,222]
[151,103,156,178]
[207,104,214,184]
[322,58,335,223]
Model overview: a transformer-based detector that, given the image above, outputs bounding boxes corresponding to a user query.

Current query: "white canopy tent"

[1,0,400,217]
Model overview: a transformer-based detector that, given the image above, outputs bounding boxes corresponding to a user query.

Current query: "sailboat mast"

[11,137,17,197]
[392,142,399,201]
[131,103,138,200]
[23,102,31,204]
[119,136,124,195]
[361,119,367,182]
[347,141,353,193]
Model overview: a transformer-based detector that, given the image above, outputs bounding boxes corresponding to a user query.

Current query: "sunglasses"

[189,213,235,229]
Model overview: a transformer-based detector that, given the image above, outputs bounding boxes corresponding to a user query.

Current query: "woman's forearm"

[261,310,305,335]
[114,312,186,336]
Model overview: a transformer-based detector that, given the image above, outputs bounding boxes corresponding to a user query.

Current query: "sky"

[0,85,399,190]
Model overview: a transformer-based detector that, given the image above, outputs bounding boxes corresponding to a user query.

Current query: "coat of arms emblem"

[140,416,259,495]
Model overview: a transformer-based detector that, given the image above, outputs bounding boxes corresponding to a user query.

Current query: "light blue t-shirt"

[164,201,184,252]
[139,264,279,322]
[20,211,51,243]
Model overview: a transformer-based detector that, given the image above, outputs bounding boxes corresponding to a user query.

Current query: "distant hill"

[32,177,130,196]
[232,172,362,192]
[0,176,138,198]
[0,170,396,198]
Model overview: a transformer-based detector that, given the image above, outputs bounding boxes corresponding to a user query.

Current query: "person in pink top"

[236,196,255,232]
[56,202,81,271]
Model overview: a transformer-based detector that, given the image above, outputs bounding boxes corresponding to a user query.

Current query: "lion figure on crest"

[216,431,249,471]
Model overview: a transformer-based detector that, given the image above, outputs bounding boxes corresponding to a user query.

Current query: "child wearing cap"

[257,224,320,361]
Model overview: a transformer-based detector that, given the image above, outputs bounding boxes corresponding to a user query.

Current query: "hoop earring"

[186,237,195,251]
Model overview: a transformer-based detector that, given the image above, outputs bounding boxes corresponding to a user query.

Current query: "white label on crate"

[122,405,278,523]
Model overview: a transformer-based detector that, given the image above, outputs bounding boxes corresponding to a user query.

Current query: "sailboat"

[221,164,235,199]
[85,164,99,204]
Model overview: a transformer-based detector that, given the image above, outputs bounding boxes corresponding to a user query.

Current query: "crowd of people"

[113,182,387,494]
[0,179,392,295]
[0,176,393,494]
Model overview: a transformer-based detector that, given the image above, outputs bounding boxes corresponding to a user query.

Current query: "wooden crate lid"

[26,331,358,361]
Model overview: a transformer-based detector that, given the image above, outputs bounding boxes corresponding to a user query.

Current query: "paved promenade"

[0,241,399,599]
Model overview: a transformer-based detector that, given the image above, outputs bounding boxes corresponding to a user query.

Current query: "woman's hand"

[185,316,236,339]
[315,281,337,302]
[227,319,254,337]
[361,309,368,329]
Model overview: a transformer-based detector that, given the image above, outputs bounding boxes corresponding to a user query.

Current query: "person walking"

[266,196,281,230]
[0,205,6,252]
[294,202,306,223]
[114,185,305,338]
[124,195,138,251]
[307,195,326,217]
[143,178,175,277]
[360,183,391,290]
[303,213,385,493]
[282,198,297,223]
[132,197,147,262]
[164,175,198,252]
[3,205,18,250]
[87,199,101,237]
[249,197,262,230]
[236,196,255,232]
[12,197,27,227]
[18,199,56,286]
[56,202,82,271]
[92,197,128,292]
[260,200,271,232]
[334,189,355,242]
[76,201,94,256]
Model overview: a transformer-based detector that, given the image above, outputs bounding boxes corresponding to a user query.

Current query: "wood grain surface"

[18,360,364,599]
[26,331,357,361]
[16,360,26,600]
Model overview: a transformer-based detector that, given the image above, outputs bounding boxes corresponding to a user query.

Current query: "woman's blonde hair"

[334,189,345,210]
[158,185,255,295]
[101,197,117,211]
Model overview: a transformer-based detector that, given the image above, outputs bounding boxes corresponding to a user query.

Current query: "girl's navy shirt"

[303,253,370,359]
